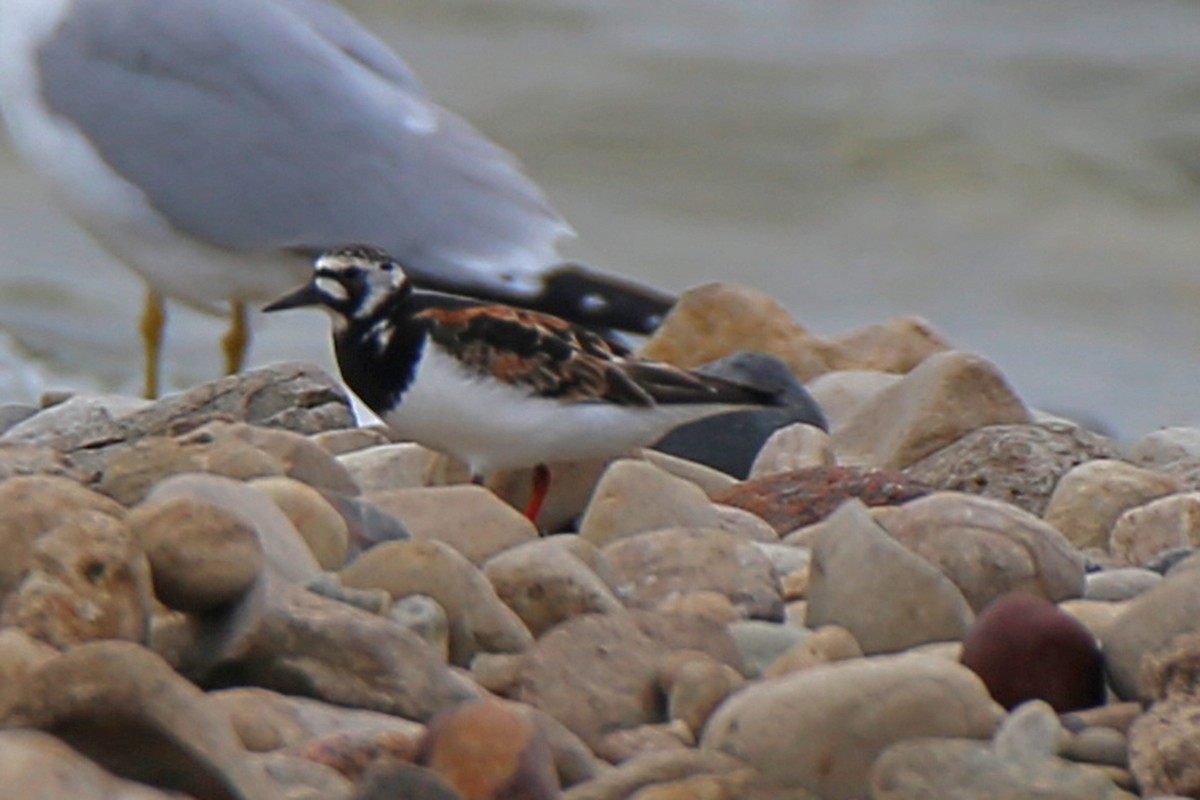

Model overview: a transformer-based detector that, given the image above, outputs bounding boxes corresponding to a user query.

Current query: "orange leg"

[221,300,250,375]
[523,464,551,529]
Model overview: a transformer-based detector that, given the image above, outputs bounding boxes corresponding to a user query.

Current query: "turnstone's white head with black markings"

[0,0,672,398]
[265,245,774,523]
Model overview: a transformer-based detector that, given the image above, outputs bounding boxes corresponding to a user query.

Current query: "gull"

[0,0,672,396]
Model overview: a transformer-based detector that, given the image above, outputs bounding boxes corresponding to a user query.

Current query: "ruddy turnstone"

[0,0,672,398]
[264,246,774,523]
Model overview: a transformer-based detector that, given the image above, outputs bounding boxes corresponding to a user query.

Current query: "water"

[2,0,1199,439]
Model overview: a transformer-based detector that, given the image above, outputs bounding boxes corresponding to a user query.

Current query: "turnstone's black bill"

[265,245,773,524]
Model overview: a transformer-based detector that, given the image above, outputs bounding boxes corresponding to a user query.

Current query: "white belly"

[382,345,735,475]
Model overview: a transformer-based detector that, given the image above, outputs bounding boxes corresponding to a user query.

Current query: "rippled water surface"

[2,0,1199,438]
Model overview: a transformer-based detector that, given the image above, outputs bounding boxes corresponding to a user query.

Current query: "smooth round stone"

[1064,726,1129,768]
[702,653,1003,800]
[251,477,349,570]
[960,592,1105,712]
[749,423,835,478]
[95,436,203,506]
[364,485,537,565]
[830,350,1031,470]
[188,421,359,495]
[1084,568,1162,602]
[337,442,434,493]
[177,425,287,482]
[310,426,390,456]
[662,655,745,737]
[1109,492,1200,566]
[340,539,532,666]
[483,538,623,638]
[144,473,321,584]
[389,594,451,661]
[879,491,1086,611]
[578,460,722,548]
[0,475,127,595]
[1043,459,1182,552]
[656,591,742,624]
[0,629,57,719]
[6,642,279,798]
[0,730,183,800]
[805,370,903,433]
[128,496,263,611]
[805,500,974,654]
[419,698,559,800]
[1102,567,1200,700]
[713,504,778,543]
[726,621,811,679]
[602,527,782,620]
[2,511,154,647]
[825,315,951,374]
[763,625,863,679]
[556,749,750,800]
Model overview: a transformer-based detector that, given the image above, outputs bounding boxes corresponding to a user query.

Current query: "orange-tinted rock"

[713,466,932,534]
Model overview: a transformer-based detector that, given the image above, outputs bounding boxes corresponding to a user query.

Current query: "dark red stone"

[960,591,1106,712]
[712,466,932,533]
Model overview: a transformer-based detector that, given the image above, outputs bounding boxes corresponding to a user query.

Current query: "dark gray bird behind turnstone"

[264,245,775,523]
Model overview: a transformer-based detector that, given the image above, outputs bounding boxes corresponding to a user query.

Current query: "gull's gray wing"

[36,0,572,294]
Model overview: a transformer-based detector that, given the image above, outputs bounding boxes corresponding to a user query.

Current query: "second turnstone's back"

[265,246,774,514]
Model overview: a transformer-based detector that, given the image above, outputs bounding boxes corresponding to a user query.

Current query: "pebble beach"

[0,281,1197,799]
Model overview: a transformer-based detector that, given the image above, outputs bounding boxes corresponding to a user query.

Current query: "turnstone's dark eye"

[381,261,395,272]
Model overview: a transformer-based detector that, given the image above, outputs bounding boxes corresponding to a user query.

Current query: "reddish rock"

[301,728,422,781]
[713,466,932,534]
[418,699,559,800]
[960,592,1105,712]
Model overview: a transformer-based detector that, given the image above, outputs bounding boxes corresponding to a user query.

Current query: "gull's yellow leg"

[139,288,165,399]
[221,300,250,375]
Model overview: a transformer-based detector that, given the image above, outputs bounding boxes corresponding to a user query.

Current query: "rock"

[353,763,464,800]
[763,625,863,678]
[598,721,694,762]
[340,540,532,665]
[639,449,738,498]
[251,477,350,570]
[1084,568,1162,602]
[625,770,760,800]
[0,628,57,718]
[2,511,154,647]
[578,460,721,548]
[714,505,779,543]
[483,538,624,638]
[1063,726,1129,768]
[560,749,750,800]
[1127,426,1200,487]
[651,351,827,479]
[1058,599,1127,641]
[220,422,359,494]
[299,728,423,784]
[805,500,974,653]
[752,542,810,579]
[257,752,354,800]
[0,393,149,447]
[176,422,288,482]
[0,402,38,434]
[1128,694,1200,797]
[1102,563,1200,700]
[305,572,392,615]
[365,485,537,565]
[1059,702,1143,735]
[311,426,391,457]
[144,473,322,584]
[657,591,742,625]
[321,492,410,559]
[748,423,835,478]
[638,282,832,381]
[603,527,782,620]
[337,442,435,493]
[824,315,952,373]
[0,729,183,800]
[210,686,424,752]
[877,491,1086,611]
[903,421,1119,516]
[713,466,932,535]
[960,592,1105,712]
[514,612,740,755]
[871,731,1135,799]
[1151,546,1198,574]
[37,364,355,477]
[0,475,126,595]
[1109,492,1200,566]
[662,655,745,736]
[389,594,451,660]
[6,641,279,798]
[162,572,475,721]
[805,370,903,433]
[127,495,263,611]
[94,436,204,505]
[1043,459,1182,552]
[727,621,813,679]
[831,351,1031,469]
[417,698,560,800]
[702,653,1003,800]
[0,441,82,481]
